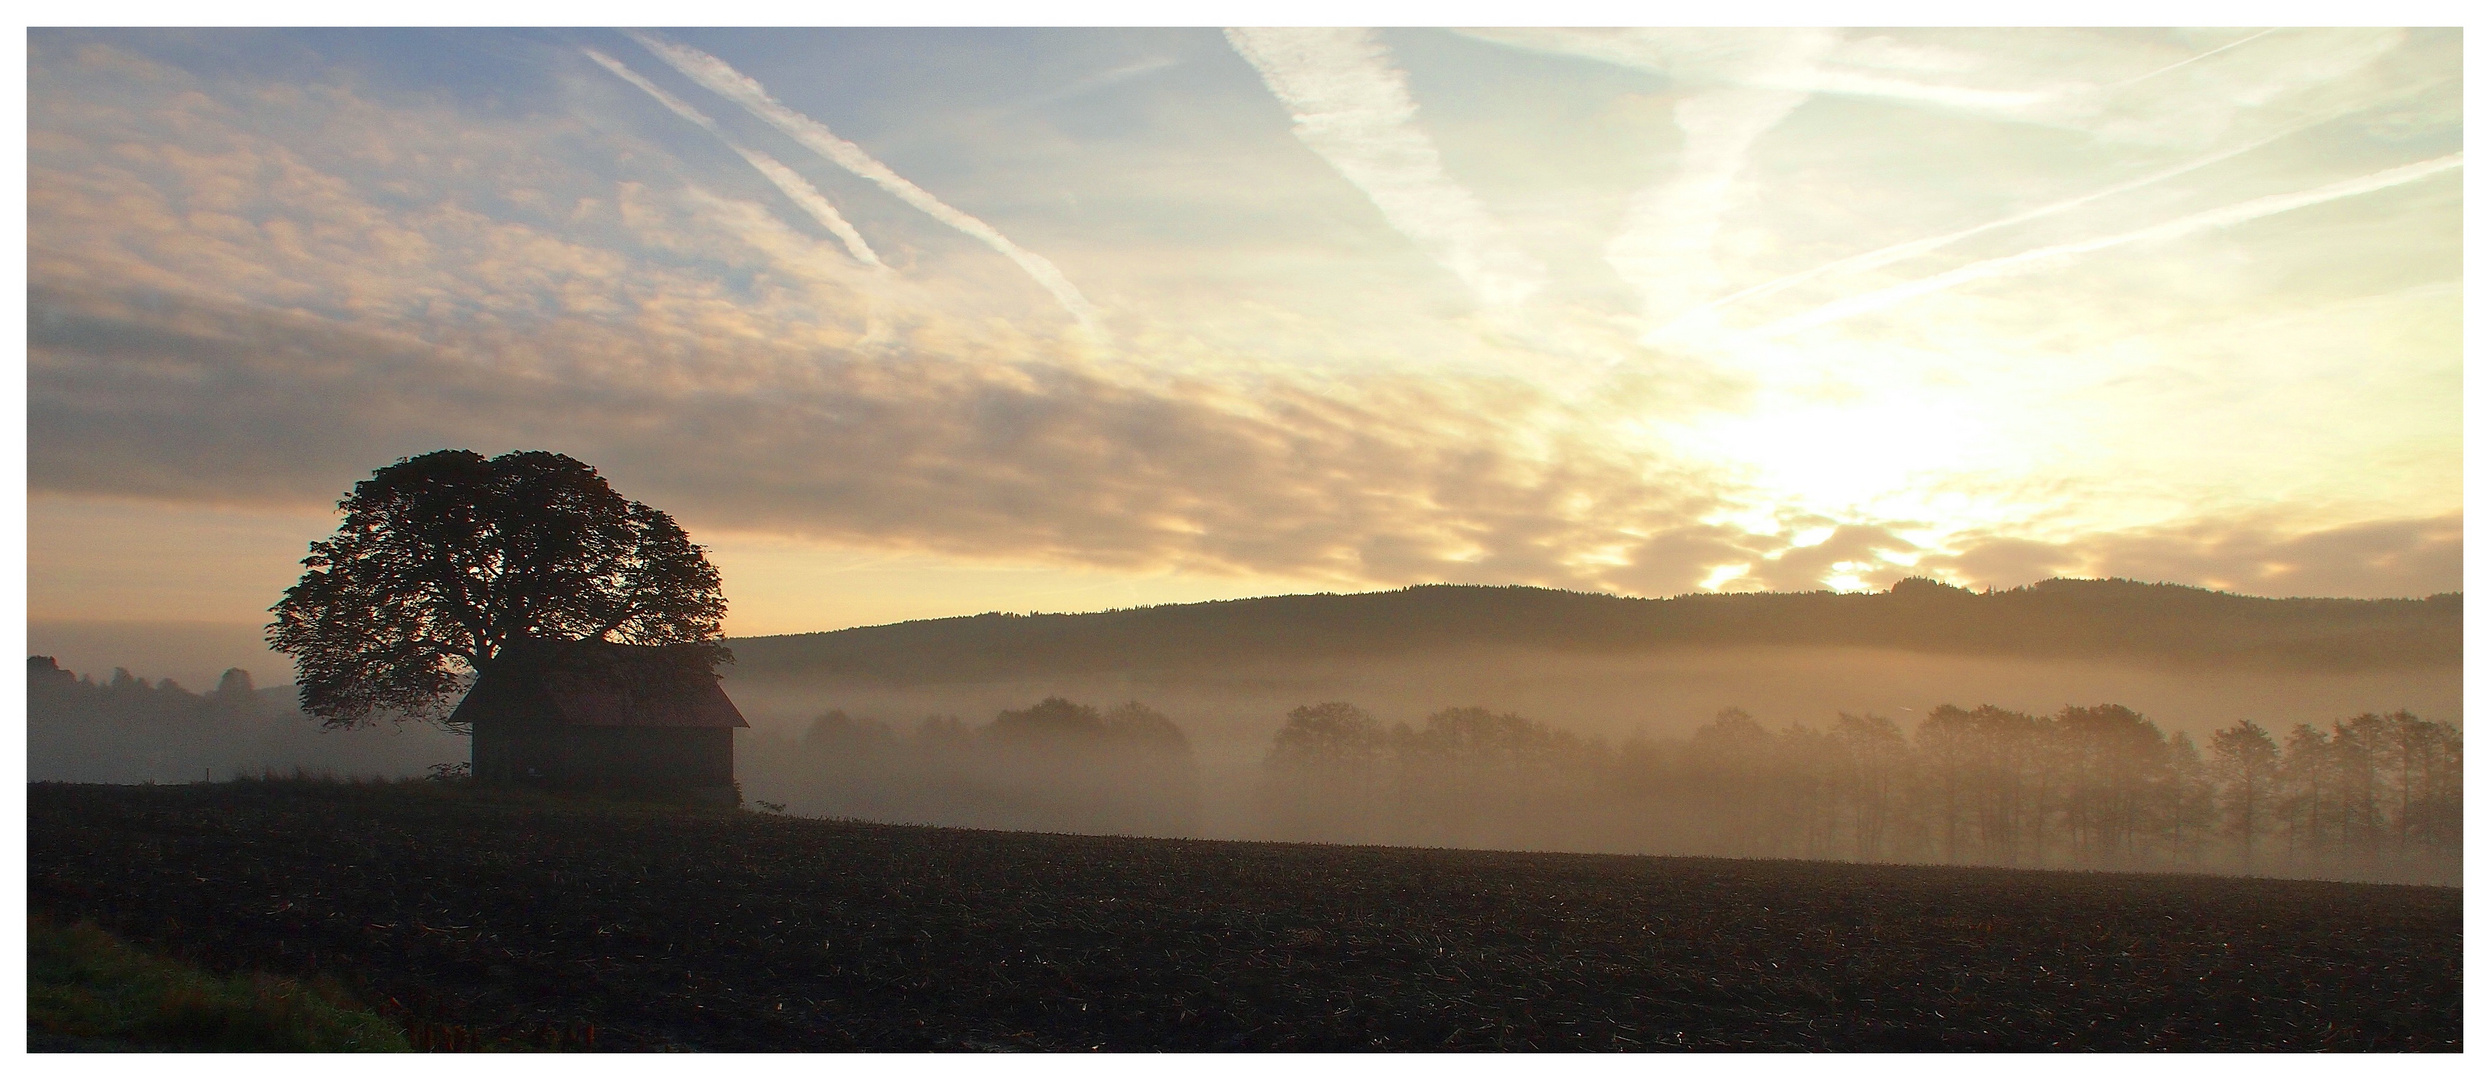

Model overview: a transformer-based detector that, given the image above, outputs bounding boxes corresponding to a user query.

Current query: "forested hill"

[725,579,2460,684]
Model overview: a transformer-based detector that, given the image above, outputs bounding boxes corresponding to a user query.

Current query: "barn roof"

[447,639,747,729]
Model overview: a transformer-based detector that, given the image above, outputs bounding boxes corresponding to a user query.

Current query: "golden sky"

[25,27,2462,643]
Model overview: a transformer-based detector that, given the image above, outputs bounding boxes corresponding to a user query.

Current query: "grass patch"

[29,916,410,1052]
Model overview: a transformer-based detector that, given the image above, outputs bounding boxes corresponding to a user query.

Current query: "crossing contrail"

[583,48,883,269]
[627,31,1103,331]
[1694,120,2325,323]
[1754,153,2462,337]
[1225,27,1544,311]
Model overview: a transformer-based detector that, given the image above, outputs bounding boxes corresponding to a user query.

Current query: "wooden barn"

[453,639,746,804]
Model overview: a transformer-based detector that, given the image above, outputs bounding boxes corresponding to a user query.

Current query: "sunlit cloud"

[22,28,2463,618]
[1932,514,2462,599]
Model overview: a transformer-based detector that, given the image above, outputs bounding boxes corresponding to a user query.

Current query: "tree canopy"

[268,450,727,729]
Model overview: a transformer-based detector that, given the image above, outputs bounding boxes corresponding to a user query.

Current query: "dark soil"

[27,780,2461,1051]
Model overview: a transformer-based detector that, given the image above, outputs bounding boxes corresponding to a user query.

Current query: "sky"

[22,25,2465,656]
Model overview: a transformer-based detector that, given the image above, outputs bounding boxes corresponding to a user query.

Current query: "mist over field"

[724,639,2461,828]
[38,582,2453,885]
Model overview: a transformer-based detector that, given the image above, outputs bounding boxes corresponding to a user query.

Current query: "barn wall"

[474,724,734,790]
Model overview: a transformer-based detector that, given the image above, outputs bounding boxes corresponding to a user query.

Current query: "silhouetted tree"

[2327,712,2389,871]
[1831,712,1908,862]
[972,697,1202,835]
[1391,706,1592,849]
[1102,701,1190,753]
[267,450,726,729]
[2056,705,2167,867]
[2209,720,2280,870]
[2379,711,2461,865]
[1914,705,1980,862]
[28,656,77,689]
[1685,708,1778,856]
[2161,731,2214,868]
[1262,702,1388,841]
[213,668,256,699]
[989,697,1112,743]
[1776,721,1839,859]
[2276,723,2330,869]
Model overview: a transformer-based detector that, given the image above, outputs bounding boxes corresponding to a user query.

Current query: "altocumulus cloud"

[24,34,2461,602]
[26,41,1732,589]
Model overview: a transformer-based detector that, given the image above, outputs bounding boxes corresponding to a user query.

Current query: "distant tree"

[802,709,900,754]
[213,668,256,698]
[2379,711,2462,864]
[28,656,77,689]
[1778,721,1842,859]
[988,697,1110,743]
[1387,706,1590,849]
[1268,702,1386,765]
[1102,701,1191,754]
[266,450,727,730]
[2055,705,2167,867]
[915,715,972,747]
[2160,732,2214,868]
[1686,708,1779,856]
[1261,702,1389,841]
[1831,713,1908,862]
[2276,723,2330,868]
[1913,706,1979,862]
[2209,720,2280,870]
[2326,713,2389,868]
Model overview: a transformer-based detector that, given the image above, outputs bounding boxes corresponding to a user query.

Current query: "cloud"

[1755,153,2463,337]
[626,31,1103,331]
[29,264,2460,603]
[1223,27,1544,311]
[27,278,1728,590]
[23,32,2460,608]
[1931,515,2460,600]
[582,47,883,268]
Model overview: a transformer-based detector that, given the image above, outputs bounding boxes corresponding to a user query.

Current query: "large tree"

[268,450,727,730]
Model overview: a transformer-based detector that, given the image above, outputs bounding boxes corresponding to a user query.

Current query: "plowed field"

[27,781,2460,1051]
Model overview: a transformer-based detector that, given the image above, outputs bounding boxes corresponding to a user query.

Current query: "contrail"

[1610,87,1810,332]
[1605,30,1834,333]
[1224,27,1544,310]
[1005,56,1180,116]
[627,31,1103,330]
[1695,119,2323,321]
[1755,153,2462,337]
[583,48,883,269]
[2110,28,2279,88]
[1456,29,2073,123]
